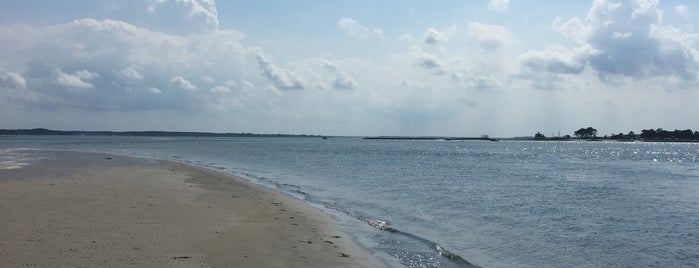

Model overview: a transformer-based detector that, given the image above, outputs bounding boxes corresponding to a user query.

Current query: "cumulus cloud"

[0,69,27,88]
[553,17,592,44]
[469,76,502,91]
[53,69,99,89]
[337,17,384,39]
[0,18,257,112]
[253,50,304,90]
[488,0,510,13]
[75,70,100,80]
[169,76,197,91]
[424,28,448,44]
[416,54,447,75]
[2,0,697,136]
[520,46,588,74]
[209,78,238,94]
[118,67,144,80]
[468,22,512,50]
[534,0,698,80]
[0,15,363,116]
[147,0,219,34]
[332,73,356,90]
[296,58,358,90]
[148,87,162,94]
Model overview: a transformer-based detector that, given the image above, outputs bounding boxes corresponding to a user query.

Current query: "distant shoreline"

[3,128,698,143]
[363,136,699,143]
[0,128,324,138]
[363,136,498,141]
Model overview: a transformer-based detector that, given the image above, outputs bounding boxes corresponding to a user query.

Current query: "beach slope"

[0,150,385,267]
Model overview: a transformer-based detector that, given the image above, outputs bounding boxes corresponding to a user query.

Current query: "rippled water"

[2,136,698,267]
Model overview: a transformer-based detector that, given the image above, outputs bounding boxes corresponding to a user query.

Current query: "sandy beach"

[0,150,386,267]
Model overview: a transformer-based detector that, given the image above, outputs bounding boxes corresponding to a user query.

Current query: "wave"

[117,154,478,268]
[355,215,478,268]
[240,175,479,268]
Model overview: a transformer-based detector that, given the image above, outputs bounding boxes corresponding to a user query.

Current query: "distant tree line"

[0,128,324,138]
[533,127,699,142]
[609,128,699,141]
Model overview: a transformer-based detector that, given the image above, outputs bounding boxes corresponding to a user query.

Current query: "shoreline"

[0,150,388,267]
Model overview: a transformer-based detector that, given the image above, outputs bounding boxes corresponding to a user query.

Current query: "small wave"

[0,148,44,170]
[276,182,312,200]
[350,216,476,267]
[367,221,476,268]
[222,171,478,267]
[308,194,478,267]
[118,154,478,268]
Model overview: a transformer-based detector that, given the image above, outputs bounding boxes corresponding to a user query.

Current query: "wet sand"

[0,150,386,267]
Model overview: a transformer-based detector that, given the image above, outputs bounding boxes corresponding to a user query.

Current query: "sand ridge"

[0,150,387,267]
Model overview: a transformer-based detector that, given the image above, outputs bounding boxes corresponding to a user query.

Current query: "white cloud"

[147,0,219,34]
[612,32,632,39]
[332,73,356,90]
[1,0,698,136]
[52,69,98,89]
[468,22,512,50]
[253,49,304,90]
[169,76,197,91]
[468,76,502,91]
[674,5,688,17]
[488,0,510,13]
[149,87,162,94]
[553,17,592,44]
[541,0,699,80]
[519,46,588,74]
[0,17,280,114]
[630,0,661,21]
[587,0,697,79]
[424,28,448,44]
[75,70,100,80]
[292,58,359,90]
[415,53,447,75]
[337,17,384,39]
[118,67,144,80]
[0,69,27,88]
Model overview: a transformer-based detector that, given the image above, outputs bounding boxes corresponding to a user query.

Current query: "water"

[1,136,698,267]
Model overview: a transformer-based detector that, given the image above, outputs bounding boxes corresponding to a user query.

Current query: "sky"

[0,0,698,137]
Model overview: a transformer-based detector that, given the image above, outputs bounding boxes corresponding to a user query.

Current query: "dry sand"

[0,150,387,267]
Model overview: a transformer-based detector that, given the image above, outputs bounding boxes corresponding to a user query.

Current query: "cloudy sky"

[0,0,697,136]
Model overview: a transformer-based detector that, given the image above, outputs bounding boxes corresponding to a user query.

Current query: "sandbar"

[0,150,387,267]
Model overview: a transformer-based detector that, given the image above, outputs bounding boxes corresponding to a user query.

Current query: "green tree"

[574,127,597,138]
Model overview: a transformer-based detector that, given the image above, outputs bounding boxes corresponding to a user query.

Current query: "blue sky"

[0,0,698,136]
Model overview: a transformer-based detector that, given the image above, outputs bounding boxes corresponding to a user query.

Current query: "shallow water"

[2,136,698,267]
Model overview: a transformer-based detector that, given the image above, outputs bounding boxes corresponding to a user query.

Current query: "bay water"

[1,136,698,267]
